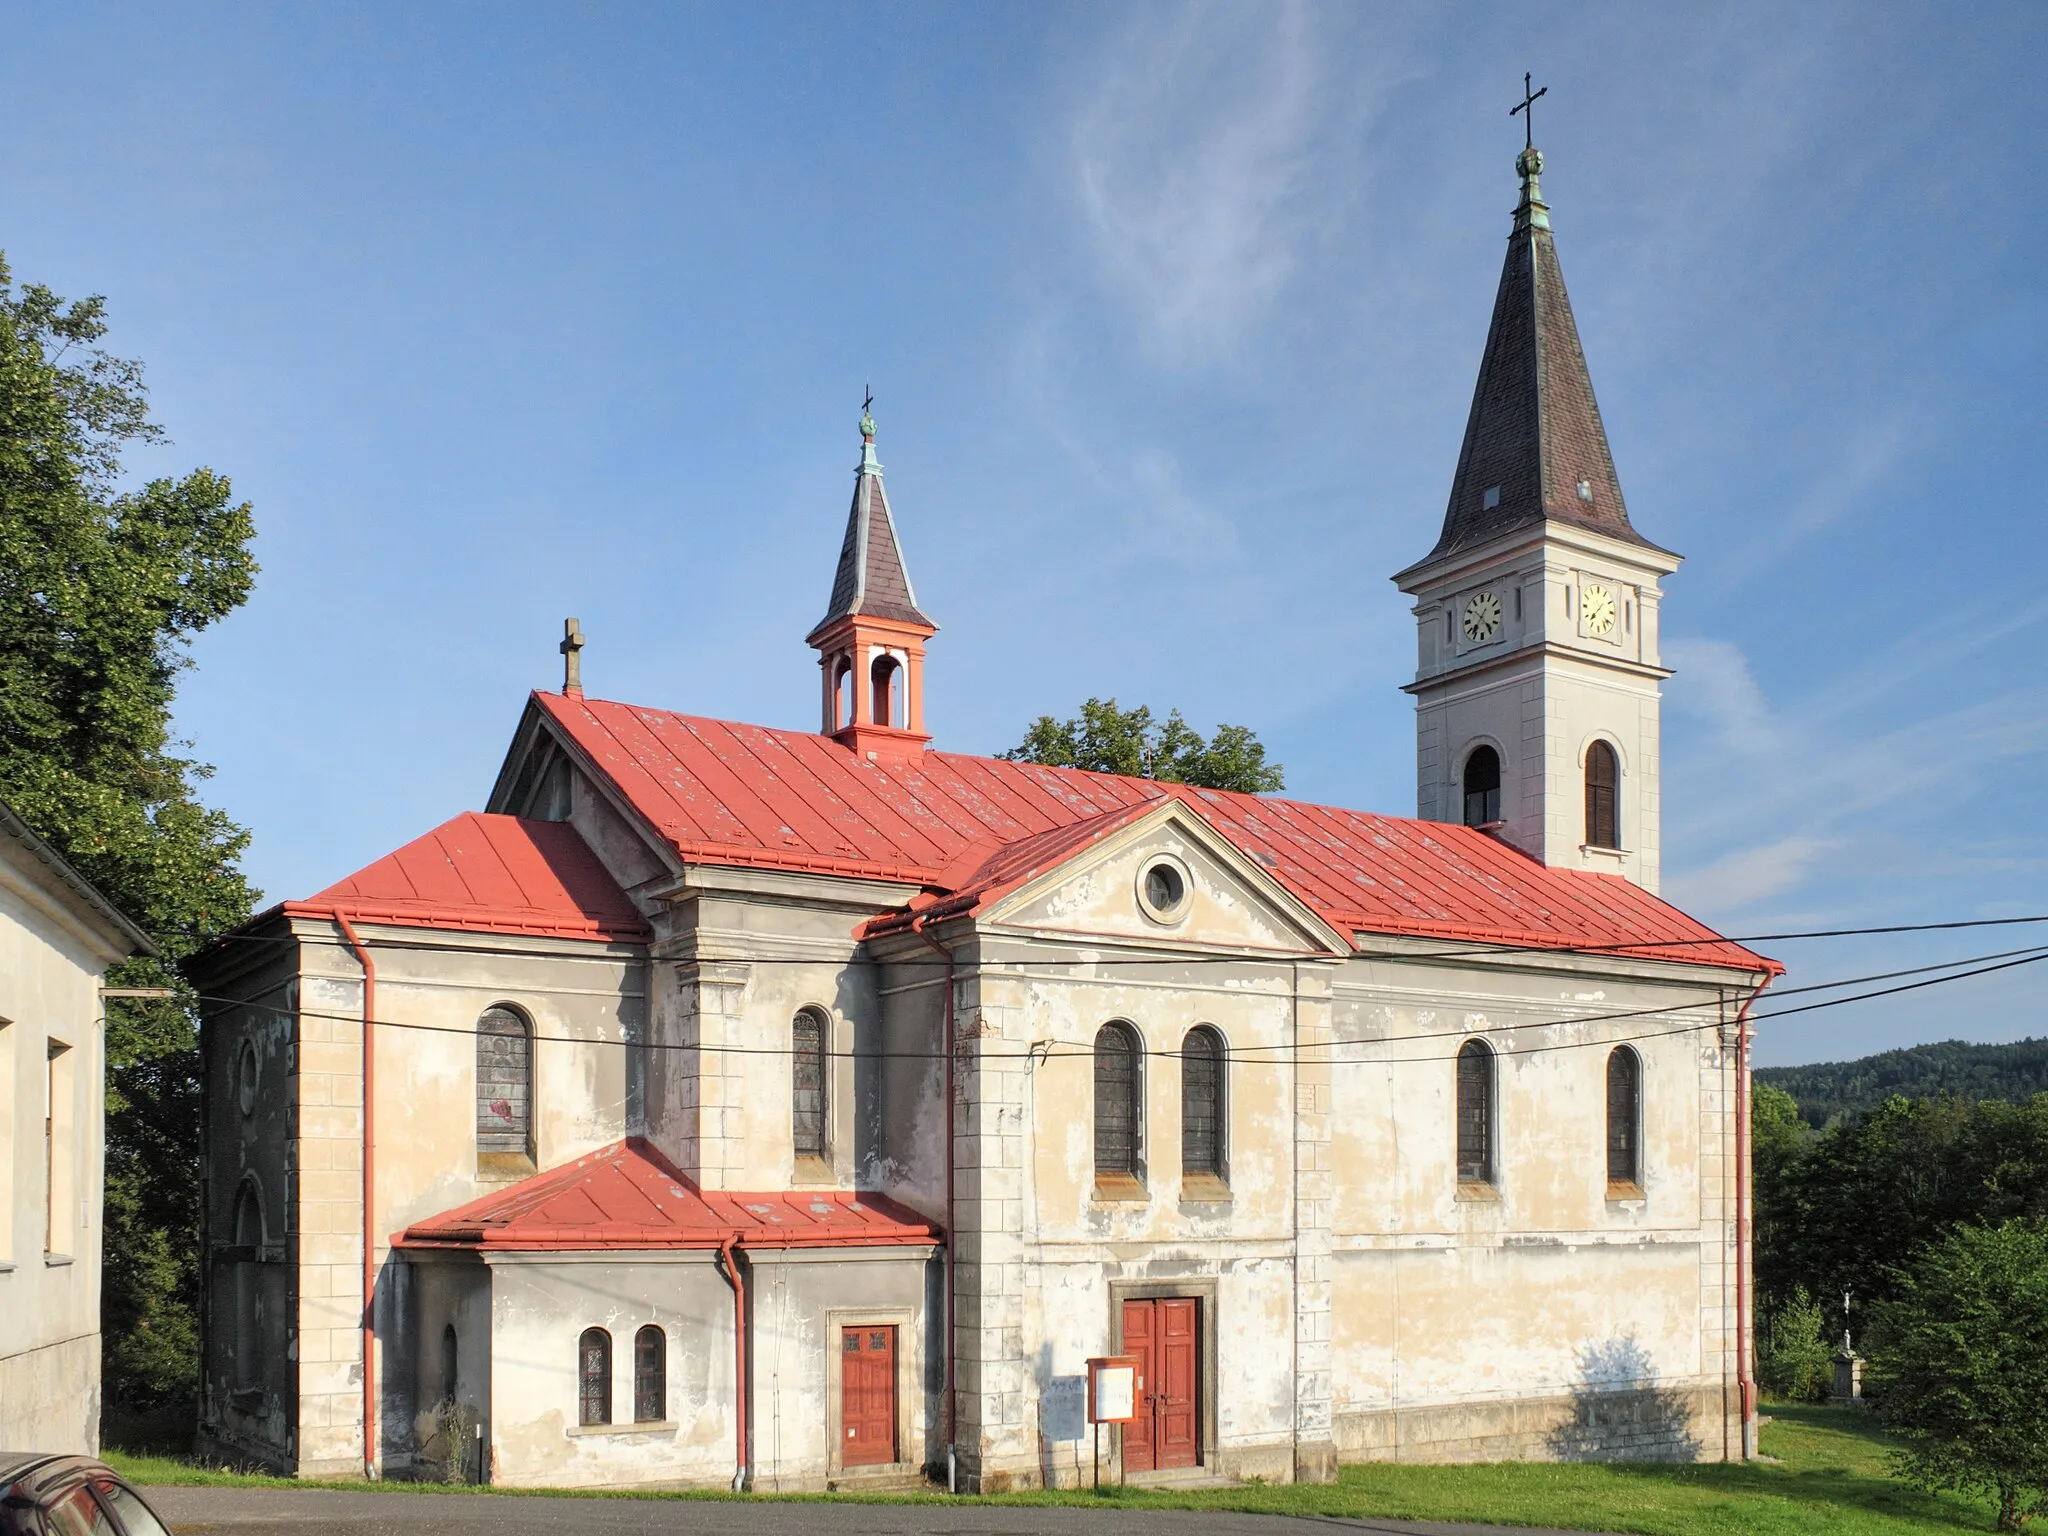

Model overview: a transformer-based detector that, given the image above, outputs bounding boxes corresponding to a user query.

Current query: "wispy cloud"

[1066,2,1324,366]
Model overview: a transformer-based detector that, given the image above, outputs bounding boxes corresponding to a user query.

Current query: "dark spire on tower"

[1423,140,1668,562]
[808,400,934,639]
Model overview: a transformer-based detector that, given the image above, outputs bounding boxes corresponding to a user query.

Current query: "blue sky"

[4,3,2043,1066]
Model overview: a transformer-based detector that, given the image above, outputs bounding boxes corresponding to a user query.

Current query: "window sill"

[477,1151,537,1182]
[568,1421,675,1438]
[1454,1181,1500,1203]
[0,1262,14,1274]
[1606,1180,1646,1203]
[1579,844,1627,858]
[791,1155,835,1186]
[1092,1174,1148,1204]
[44,1253,74,1267]
[1178,1174,1232,1205]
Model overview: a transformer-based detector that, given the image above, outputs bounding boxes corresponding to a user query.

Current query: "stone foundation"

[1337,1380,1737,1464]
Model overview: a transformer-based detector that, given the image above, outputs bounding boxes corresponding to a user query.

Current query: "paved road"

[146,1486,1596,1536]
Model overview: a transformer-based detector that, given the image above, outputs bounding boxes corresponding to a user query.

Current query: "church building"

[194,140,1777,1490]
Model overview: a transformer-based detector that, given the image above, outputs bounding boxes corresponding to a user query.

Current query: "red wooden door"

[1154,1298,1199,1467]
[1120,1298,1199,1472]
[841,1325,897,1466]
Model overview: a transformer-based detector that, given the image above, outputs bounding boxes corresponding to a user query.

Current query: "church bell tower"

[1393,133,1680,891]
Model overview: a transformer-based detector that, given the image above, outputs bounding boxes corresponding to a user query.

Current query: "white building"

[193,142,1780,1490]
[0,799,154,1452]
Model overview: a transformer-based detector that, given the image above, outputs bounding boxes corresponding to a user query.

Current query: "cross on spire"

[1510,71,1547,151]
[860,384,876,441]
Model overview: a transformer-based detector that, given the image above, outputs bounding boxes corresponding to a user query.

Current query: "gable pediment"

[977,802,1347,955]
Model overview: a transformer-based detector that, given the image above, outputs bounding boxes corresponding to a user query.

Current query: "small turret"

[805,401,937,761]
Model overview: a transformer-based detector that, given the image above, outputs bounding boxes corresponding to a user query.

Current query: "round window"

[1136,856,1191,922]
[236,1038,259,1116]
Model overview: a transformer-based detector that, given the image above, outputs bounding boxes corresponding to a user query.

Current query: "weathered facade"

[194,142,1774,1490]
[0,799,153,1453]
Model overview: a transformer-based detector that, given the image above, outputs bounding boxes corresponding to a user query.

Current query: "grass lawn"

[109,1405,2001,1535]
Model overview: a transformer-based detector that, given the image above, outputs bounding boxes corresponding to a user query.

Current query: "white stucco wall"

[0,821,136,1454]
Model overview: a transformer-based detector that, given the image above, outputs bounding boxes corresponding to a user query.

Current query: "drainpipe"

[716,1235,749,1490]
[910,916,957,1493]
[1733,977,1769,1461]
[331,911,379,1481]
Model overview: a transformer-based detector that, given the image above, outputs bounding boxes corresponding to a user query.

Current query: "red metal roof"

[288,812,650,943]
[396,1139,940,1251]
[534,693,1775,973]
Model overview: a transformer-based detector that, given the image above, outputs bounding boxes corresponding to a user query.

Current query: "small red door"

[1120,1298,1199,1471]
[841,1325,897,1466]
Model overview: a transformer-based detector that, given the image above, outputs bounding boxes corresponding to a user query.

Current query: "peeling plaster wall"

[192,918,647,1477]
[1326,955,1741,1462]
[483,1252,735,1488]
[744,1249,936,1489]
[643,874,891,1192]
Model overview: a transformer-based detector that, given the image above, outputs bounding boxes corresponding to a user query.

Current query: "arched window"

[440,1324,459,1402]
[634,1325,667,1423]
[578,1327,612,1427]
[476,1006,532,1159]
[1462,746,1502,827]
[871,654,901,727]
[231,1179,264,1386]
[1456,1039,1495,1184]
[792,1008,828,1161]
[833,657,853,730]
[1094,1023,1142,1179]
[1181,1027,1226,1181]
[1607,1046,1642,1186]
[1585,741,1620,849]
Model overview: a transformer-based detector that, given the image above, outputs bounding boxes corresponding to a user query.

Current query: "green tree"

[1756,1284,1833,1401]
[1869,1219,2048,1531]
[1003,698,1284,794]
[0,255,258,1415]
[1752,1092,2048,1317]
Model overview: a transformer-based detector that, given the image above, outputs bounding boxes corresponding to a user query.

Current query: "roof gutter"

[330,910,379,1480]
[909,914,957,1492]
[714,1235,749,1491]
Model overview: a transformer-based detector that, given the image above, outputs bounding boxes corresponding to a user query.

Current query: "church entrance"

[840,1325,897,1466]
[1120,1298,1200,1471]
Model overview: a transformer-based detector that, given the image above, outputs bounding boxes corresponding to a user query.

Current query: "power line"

[188,936,2048,1070]
[165,910,2048,971]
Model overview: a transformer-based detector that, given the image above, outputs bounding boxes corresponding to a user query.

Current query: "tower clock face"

[1460,591,1502,644]
[1581,583,1618,637]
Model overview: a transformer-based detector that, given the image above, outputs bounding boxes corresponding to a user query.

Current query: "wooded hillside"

[1757,1038,2048,1128]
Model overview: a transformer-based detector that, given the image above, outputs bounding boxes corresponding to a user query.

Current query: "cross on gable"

[561,617,585,695]
[1510,71,1547,151]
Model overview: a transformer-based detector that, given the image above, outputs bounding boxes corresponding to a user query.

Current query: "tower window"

[1607,1046,1642,1187]
[1181,1026,1226,1182]
[1585,741,1620,849]
[871,654,901,727]
[1462,746,1501,828]
[476,1006,533,1159]
[833,657,853,730]
[1094,1022,1142,1181]
[1482,485,1502,511]
[1456,1039,1495,1184]
[792,1007,828,1161]
[578,1327,612,1426]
